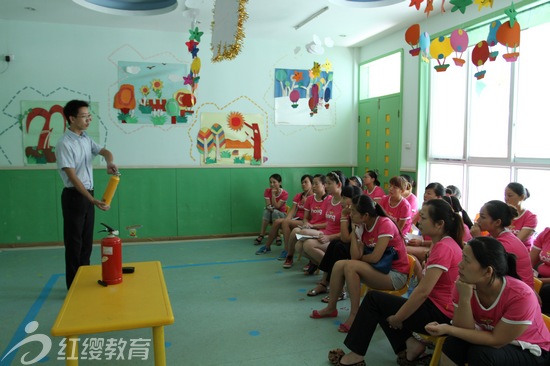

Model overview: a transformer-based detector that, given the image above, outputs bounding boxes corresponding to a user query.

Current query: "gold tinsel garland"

[211,0,249,62]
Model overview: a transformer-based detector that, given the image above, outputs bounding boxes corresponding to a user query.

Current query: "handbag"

[363,245,398,274]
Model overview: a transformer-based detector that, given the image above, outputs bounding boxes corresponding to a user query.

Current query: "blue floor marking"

[0,273,62,365]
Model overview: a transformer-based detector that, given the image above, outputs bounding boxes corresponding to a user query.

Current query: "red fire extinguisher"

[100,222,122,285]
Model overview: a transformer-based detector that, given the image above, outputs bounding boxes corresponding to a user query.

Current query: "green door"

[357,94,402,191]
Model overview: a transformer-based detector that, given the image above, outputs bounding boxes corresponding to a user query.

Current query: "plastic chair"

[361,254,416,297]
[534,277,542,293]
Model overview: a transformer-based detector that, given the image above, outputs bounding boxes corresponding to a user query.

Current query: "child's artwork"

[274,61,335,125]
[21,100,100,165]
[198,112,264,165]
[114,61,190,125]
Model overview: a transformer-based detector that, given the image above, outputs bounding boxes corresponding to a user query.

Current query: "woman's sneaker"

[255,246,271,255]
[283,256,293,268]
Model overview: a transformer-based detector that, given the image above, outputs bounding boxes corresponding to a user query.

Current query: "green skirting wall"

[0,167,352,246]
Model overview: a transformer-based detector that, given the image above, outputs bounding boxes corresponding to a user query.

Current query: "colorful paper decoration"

[471,41,489,80]
[450,0,473,14]
[211,0,248,62]
[430,36,453,72]
[409,0,424,10]
[450,29,469,66]
[113,84,136,123]
[419,32,431,63]
[180,25,202,122]
[496,20,520,62]
[405,24,421,56]
[196,127,214,164]
[487,20,501,61]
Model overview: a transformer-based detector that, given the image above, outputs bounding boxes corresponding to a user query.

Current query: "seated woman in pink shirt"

[254,173,289,245]
[426,237,550,366]
[505,182,538,251]
[310,195,410,333]
[255,174,313,257]
[362,170,385,203]
[530,227,550,314]
[281,174,330,261]
[470,200,534,290]
[379,176,412,235]
[401,174,418,216]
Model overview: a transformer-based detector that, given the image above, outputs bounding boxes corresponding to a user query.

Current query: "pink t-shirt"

[509,209,538,250]
[533,227,550,278]
[360,216,409,275]
[264,188,288,213]
[453,276,550,353]
[304,195,330,225]
[364,186,385,201]
[425,236,462,319]
[379,195,412,235]
[495,231,534,289]
[292,192,308,220]
[405,193,419,214]
[320,197,343,235]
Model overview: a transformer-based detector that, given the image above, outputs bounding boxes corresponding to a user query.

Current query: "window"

[359,52,401,99]
[426,6,550,232]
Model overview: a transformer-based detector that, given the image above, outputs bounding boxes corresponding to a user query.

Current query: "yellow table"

[51,261,174,365]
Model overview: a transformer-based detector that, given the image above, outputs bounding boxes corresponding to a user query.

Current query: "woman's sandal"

[337,323,351,333]
[321,291,347,303]
[328,348,366,366]
[396,351,432,366]
[253,235,264,245]
[328,348,345,365]
[307,282,327,296]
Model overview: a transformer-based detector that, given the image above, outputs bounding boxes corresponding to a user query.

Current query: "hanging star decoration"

[183,73,194,86]
[409,0,424,10]
[425,0,434,16]
[473,0,493,11]
[185,40,199,52]
[505,2,518,27]
[311,62,322,78]
[450,0,473,14]
[189,27,204,42]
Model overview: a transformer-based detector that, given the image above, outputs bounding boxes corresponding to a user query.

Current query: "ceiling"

[0,0,442,48]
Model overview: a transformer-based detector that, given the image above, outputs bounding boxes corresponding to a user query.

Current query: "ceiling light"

[293,6,329,30]
[72,0,178,16]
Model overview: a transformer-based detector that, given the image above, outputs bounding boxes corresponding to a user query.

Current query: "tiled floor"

[0,238,398,365]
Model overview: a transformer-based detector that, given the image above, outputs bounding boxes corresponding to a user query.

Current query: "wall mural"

[198,111,264,165]
[114,61,190,125]
[21,100,100,165]
[274,61,335,125]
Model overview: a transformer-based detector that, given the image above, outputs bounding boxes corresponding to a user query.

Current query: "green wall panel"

[176,169,232,236]
[1,166,353,246]
[116,169,178,239]
[0,170,60,244]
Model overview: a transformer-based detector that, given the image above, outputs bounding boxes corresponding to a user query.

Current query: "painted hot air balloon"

[289,89,300,109]
[419,32,431,63]
[450,29,469,67]
[405,24,421,56]
[487,20,501,61]
[324,87,331,109]
[430,36,453,72]
[496,20,520,62]
[471,41,490,80]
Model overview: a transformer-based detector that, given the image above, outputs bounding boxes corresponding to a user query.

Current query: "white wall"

[0,20,357,167]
